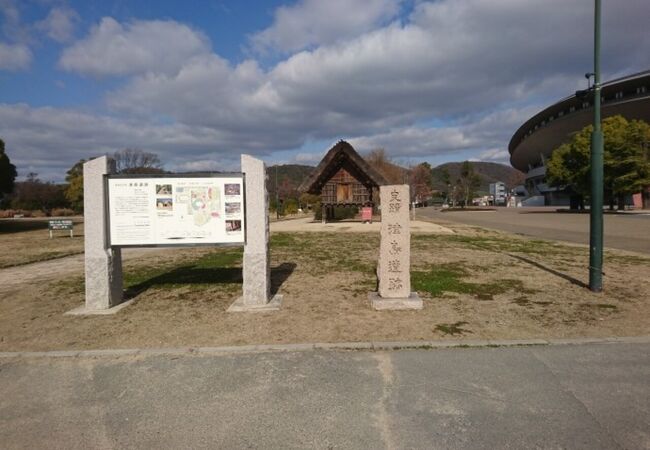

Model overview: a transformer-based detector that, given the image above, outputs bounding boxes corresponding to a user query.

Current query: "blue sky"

[1,0,649,181]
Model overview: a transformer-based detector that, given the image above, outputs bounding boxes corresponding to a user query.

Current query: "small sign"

[49,219,74,238]
[362,206,373,223]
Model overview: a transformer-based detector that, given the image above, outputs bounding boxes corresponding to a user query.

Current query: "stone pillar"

[83,156,123,311]
[228,154,281,312]
[369,184,422,310]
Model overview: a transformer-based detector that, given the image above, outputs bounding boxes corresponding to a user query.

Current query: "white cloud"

[37,6,79,43]
[477,148,510,164]
[0,42,31,70]
[59,17,211,76]
[6,0,650,180]
[249,0,401,54]
[0,103,259,181]
[292,152,321,164]
[349,106,540,158]
[105,0,650,148]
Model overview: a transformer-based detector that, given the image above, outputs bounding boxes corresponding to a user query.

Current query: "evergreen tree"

[547,116,650,210]
[0,139,17,205]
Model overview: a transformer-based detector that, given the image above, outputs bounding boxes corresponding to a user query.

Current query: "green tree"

[547,116,650,210]
[64,159,86,212]
[0,138,17,205]
[439,166,451,204]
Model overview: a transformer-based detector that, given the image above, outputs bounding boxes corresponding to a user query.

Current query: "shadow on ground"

[508,253,588,289]
[124,262,297,299]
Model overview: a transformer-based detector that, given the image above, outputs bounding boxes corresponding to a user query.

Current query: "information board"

[107,175,245,247]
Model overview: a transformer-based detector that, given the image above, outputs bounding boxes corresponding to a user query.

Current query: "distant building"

[489,181,507,206]
[509,70,650,207]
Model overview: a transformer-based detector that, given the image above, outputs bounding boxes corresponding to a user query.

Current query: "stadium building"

[509,70,650,207]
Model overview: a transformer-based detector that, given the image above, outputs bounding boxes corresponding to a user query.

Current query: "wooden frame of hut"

[299,141,388,222]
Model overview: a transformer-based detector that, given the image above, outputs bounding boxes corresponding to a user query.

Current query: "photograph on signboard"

[225,220,242,233]
[156,184,172,195]
[224,183,241,196]
[225,202,241,216]
[156,198,173,211]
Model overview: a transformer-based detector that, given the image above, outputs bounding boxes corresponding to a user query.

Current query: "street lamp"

[589,0,604,292]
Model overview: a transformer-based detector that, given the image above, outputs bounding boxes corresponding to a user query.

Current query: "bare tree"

[365,148,406,184]
[409,162,433,203]
[112,148,164,174]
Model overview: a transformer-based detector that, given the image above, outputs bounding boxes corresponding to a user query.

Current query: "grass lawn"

[0,218,84,268]
[1,226,649,351]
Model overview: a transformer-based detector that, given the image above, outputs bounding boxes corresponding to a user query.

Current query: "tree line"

[0,147,164,214]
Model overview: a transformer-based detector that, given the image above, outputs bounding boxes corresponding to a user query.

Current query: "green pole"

[589,0,604,292]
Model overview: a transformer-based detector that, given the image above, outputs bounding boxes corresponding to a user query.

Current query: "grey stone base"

[369,292,422,310]
[65,299,135,316]
[227,294,283,313]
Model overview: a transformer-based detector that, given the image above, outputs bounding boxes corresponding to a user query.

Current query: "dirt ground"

[1,220,649,351]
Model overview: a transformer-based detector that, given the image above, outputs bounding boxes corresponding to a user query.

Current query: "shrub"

[284,198,298,215]
[51,208,76,217]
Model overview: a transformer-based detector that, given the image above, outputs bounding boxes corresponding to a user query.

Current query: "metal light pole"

[275,165,279,220]
[589,0,604,292]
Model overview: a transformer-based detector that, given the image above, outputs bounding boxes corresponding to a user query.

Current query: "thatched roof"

[298,140,388,194]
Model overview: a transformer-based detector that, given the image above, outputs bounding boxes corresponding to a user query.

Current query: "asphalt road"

[2,343,649,449]
[416,206,650,254]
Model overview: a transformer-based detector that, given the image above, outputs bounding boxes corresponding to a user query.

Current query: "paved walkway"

[1,342,648,449]
[271,217,453,234]
[0,248,173,293]
[417,206,650,254]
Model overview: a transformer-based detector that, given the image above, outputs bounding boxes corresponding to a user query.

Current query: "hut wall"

[320,168,371,205]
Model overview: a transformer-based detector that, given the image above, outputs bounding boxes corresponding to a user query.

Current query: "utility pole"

[275,165,279,220]
[589,0,604,292]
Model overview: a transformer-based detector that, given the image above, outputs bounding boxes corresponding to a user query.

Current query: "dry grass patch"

[0,218,84,268]
[1,229,649,351]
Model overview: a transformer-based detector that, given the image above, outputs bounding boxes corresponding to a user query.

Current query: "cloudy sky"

[1,0,649,181]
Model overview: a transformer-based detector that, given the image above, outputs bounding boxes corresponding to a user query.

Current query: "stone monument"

[369,184,422,310]
[67,156,125,314]
[227,154,282,312]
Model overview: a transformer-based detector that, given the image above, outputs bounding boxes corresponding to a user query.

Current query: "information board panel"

[107,174,245,247]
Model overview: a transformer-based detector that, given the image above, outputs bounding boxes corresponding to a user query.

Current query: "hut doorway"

[337,183,352,203]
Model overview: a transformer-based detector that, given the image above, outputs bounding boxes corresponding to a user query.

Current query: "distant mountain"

[264,161,524,199]
[266,164,315,198]
[431,162,524,192]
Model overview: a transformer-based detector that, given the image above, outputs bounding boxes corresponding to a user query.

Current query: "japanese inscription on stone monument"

[378,185,411,298]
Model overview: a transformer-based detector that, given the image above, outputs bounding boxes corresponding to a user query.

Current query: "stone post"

[228,154,281,311]
[369,184,422,310]
[82,156,123,311]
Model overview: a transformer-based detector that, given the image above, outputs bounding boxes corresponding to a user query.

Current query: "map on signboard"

[175,186,221,226]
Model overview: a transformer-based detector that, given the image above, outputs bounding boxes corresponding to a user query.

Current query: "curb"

[1,336,649,359]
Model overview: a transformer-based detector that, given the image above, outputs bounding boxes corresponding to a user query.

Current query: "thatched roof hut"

[299,140,388,221]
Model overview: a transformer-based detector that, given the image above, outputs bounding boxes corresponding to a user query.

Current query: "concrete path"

[271,216,453,234]
[1,342,648,449]
[417,206,650,254]
[0,248,175,293]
